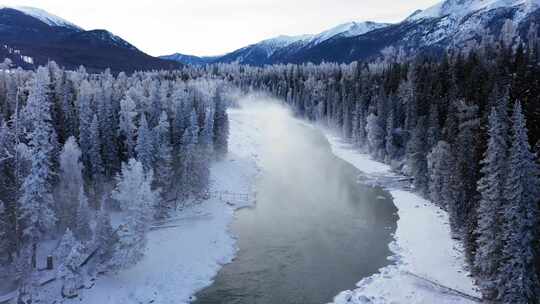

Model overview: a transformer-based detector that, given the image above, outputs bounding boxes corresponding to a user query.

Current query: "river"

[193,102,398,304]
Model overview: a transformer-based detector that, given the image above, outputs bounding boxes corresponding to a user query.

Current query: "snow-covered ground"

[322,132,481,304]
[67,106,263,304]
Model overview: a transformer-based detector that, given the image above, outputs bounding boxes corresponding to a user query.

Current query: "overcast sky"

[2,0,440,56]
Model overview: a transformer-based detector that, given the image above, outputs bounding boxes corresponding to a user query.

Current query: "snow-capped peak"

[260,35,314,48]
[258,21,390,51]
[310,21,389,45]
[0,5,82,30]
[408,0,540,21]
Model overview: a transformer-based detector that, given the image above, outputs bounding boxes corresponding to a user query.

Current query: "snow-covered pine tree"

[474,107,509,300]
[93,202,116,268]
[153,111,173,217]
[148,80,162,128]
[119,96,137,160]
[96,77,120,178]
[366,113,385,160]
[0,118,17,258]
[135,114,155,172]
[385,108,398,162]
[111,159,159,270]
[88,114,104,205]
[172,88,188,149]
[427,140,454,209]
[213,89,229,159]
[454,100,481,233]
[427,104,441,149]
[179,111,200,198]
[75,186,92,242]
[498,101,540,304]
[19,67,57,251]
[407,116,429,196]
[55,228,77,263]
[57,237,85,298]
[194,110,213,198]
[78,80,95,173]
[59,71,77,140]
[56,136,84,232]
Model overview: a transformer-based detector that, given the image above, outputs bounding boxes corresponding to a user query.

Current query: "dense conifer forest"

[0,61,230,300]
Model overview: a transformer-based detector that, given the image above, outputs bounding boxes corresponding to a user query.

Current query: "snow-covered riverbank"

[69,107,262,304]
[323,132,481,304]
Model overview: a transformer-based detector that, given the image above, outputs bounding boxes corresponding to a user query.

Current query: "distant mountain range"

[1,1,540,71]
[162,0,540,66]
[0,6,180,72]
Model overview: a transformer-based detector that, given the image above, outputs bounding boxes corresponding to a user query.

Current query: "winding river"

[194,103,398,304]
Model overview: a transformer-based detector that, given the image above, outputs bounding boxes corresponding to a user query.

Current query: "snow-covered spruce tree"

[56,136,85,232]
[455,100,481,261]
[0,118,18,259]
[474,107,509,300]
[178,111,200,198]
[366,113,385,160]
[135,114,155,172]
[172,88,189,149]
[78,80,95,173]
[96,77,120,178]
[153,111,173,217]
[58,71,78,140]
[427,104,441,149]
[55,228,77,264]
[427,140,454,209]
[194,109,214,198]
[213,89,229,159]
[385,108,398,163]
[88,114,104,206]
[147,80,163,128]
[119,96,137,160]
[19,66,57,259]
[407,116,429,197]
[498,102,540,304]
[351,102,366,149]
[75,186,92,242]
[93,203,117,269]
[111,159,159,270]
[57,237,85,298]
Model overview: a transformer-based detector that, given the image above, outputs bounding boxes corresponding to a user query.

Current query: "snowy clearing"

[67,107,262,304]
[323,131,481,304]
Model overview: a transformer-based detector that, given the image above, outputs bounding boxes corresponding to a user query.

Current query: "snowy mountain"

[0,5,82,30]
[309,21,390,45]
[165,0,540,65]
[161,21,389,65]
[160,53,219,65]
[408,0,540,22]
[0,6,180,72]
[295,0,540,64]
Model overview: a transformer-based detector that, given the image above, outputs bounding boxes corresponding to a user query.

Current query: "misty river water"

[193,103,398,304]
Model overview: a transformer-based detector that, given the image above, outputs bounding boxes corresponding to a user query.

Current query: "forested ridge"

[205,41,540,303]
[0,61,230,301]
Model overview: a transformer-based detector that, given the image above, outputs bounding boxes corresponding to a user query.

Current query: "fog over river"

[194,100,398,304]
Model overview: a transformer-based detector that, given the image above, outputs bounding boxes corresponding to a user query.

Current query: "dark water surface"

[194,113,397,304]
